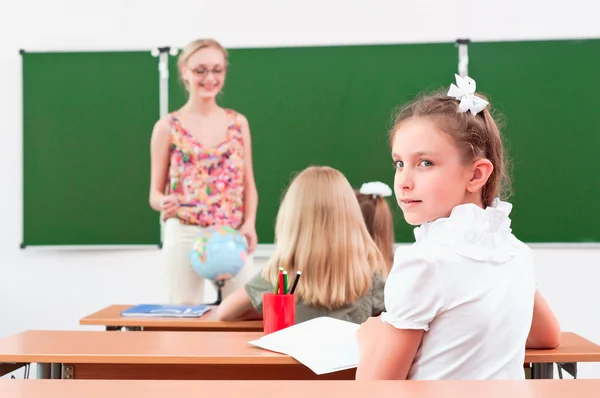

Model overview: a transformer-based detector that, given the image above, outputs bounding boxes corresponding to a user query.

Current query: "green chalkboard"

[23,40,598,246]
[469,39,600,243]
[22,51,160,246]
[169,43,458,244]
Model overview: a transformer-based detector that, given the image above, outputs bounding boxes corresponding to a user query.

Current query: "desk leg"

[51,364,61,379]
[557,362,577,379]
[531,363,554,379]
[37,364,50,379]
[36,363,62,379]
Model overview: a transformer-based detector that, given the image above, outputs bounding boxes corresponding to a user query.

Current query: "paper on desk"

[248,317,360,375]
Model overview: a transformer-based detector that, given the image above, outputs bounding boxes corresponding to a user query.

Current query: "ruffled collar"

[413,199,519,263]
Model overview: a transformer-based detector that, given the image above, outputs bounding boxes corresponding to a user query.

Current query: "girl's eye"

[419,160,433,167]
[393,160,403,168]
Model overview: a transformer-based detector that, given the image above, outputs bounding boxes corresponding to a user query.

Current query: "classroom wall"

[1,0,600,378]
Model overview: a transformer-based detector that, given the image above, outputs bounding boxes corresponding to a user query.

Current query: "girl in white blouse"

[355,75,561,380]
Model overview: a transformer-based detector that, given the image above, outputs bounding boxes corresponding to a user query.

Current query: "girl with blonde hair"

[149,38,258,304]
[216,166,387,323]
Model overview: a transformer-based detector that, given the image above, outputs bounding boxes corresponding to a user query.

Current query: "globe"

[189,225,248,282]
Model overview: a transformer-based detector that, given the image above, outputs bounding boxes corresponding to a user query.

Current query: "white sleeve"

[380,248,444,331]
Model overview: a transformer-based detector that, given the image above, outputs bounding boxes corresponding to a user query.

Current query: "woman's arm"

[149,117,171,211]
[239,115,258,226]
[356,317,423,380]
[215,287,262,321]
[526,292,561,349]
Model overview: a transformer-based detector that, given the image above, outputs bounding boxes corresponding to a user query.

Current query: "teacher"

[149,38,259,305]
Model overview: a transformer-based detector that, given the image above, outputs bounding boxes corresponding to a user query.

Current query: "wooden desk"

[0,330,348,380]
[1,331,599,380]
[524,332,600,379]
[79,305,263,332]
[2,380,600,398]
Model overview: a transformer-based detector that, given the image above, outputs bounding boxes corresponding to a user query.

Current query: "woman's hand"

[238,222,257,254]
[161,195,180,218]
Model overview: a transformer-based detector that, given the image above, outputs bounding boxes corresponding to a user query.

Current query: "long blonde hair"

[263,166,387,310]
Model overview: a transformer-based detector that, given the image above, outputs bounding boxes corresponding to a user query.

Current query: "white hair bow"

[359,181,392,198]
[447,74,489,115]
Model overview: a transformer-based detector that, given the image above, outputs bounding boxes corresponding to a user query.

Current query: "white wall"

[1,0,600,379]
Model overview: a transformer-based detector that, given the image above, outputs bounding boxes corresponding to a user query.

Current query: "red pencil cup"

[262,293,296,335]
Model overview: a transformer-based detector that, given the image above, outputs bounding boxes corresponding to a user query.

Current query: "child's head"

[390,75,510,226]
[177,38,229,98]
[264,166,387,310]
[355,182,395,271]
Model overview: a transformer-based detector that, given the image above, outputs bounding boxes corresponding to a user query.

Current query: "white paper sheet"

[248,317,360,375]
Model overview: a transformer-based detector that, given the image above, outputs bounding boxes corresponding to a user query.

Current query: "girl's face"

[391,117,486,226]
[181,47,227,99]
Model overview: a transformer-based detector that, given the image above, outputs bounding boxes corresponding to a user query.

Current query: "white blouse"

[381,199,536,380]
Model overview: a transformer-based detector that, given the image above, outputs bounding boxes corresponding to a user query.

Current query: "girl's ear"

[468,158,494,192]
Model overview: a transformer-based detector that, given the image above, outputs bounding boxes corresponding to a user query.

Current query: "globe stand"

[211,279,226,305]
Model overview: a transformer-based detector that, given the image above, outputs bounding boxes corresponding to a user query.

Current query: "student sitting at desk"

[355,77,561,380]
[216,166,388,323]
[356,181,396,272]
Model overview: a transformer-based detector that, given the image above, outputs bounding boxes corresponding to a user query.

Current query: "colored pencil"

[274,267,285,294]
[283,271,289,294]
[278,271,285,295]
[290,271,302,294]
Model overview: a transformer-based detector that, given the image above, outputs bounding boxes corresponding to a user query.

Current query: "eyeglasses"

[187,66,227,77]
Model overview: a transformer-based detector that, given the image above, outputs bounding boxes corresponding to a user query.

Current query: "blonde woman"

[149,38,258,305]
[216,166,387,323]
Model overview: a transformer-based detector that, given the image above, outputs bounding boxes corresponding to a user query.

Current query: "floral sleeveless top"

[166,109,245,229]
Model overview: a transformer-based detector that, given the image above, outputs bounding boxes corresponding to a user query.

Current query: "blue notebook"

[120,304,212,318]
